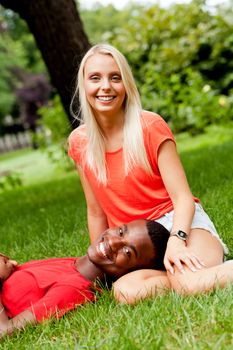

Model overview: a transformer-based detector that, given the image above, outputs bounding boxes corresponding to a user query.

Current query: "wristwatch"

[170,230,188,241]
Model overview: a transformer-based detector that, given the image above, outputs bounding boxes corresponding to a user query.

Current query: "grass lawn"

[0,125,233,349]
[0,147,70,187]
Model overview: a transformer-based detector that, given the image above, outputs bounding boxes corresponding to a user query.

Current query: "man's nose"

[108,236,125,252]
[8,259,18,267]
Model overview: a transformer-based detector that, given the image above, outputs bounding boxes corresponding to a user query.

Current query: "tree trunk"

[0,0,90,128]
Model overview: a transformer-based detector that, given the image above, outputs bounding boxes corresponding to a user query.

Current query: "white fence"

[0,131,32,154]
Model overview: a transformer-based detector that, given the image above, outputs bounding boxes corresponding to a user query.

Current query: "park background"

[0,0,233,348]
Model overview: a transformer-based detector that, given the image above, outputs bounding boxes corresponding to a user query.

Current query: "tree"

[0,0,90,128]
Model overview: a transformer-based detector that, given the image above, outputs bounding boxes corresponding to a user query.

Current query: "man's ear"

[0,253,10,259]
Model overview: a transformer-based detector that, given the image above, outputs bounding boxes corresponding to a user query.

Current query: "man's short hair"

[146,220,170,270]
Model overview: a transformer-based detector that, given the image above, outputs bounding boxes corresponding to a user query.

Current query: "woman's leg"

[113,269,170,304]
[114,229,231,303]
[114,229,232,303]
[167,228,233,294]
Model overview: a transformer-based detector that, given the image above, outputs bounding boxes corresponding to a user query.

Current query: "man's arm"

[0,297,36,338]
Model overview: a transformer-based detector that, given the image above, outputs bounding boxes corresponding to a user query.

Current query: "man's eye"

[124,247,131,258]
[119,227,123,236]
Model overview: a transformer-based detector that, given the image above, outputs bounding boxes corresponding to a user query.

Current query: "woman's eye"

[112,75,121,81]
[119,227,123,236]
[90,75,100,81]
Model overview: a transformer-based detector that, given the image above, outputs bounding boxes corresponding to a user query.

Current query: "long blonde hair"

[70,44,152,184]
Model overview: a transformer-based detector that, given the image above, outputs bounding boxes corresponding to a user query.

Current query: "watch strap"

[170,230,188,241]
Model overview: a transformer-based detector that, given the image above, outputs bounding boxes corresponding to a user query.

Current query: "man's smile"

[96,239,112,260]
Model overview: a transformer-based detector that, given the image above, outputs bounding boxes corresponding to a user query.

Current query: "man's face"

[0,254,17,281]
[87,220,155,278]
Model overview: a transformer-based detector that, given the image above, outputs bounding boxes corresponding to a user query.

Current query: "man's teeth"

[97,96,115,101]
[99,242,107,258]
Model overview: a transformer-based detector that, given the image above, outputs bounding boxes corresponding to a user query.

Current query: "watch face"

[178,230,187,239]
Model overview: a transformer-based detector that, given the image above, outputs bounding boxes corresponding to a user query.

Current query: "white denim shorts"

[155,203,228,255]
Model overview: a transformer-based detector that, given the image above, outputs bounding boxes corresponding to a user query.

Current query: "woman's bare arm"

[77,165,108,242]
[158,140,201,274]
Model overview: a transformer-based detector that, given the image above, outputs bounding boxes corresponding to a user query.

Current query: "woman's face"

[83,53,126,118]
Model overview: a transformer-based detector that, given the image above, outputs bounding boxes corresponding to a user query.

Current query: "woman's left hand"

[163,237,205,275]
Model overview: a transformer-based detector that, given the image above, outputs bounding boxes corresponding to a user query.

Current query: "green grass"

[0,146,72,187]
[0,125,233,349]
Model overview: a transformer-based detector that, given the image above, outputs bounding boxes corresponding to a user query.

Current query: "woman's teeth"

[97,96,115,101]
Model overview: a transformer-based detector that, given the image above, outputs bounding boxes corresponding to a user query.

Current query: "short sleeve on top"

[68,125,87,165]
[29,274,95,322]
[142,112,176,166]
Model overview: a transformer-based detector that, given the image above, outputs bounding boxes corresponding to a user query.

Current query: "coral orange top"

[68,111,193,227]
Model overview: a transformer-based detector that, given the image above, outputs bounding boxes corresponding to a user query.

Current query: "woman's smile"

[84,53,126,118]
[96,95,116,102]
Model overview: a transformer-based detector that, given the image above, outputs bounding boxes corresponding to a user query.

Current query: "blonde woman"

[69,44,231,303]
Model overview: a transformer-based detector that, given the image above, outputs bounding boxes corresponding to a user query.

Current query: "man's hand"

[0,309,37,338]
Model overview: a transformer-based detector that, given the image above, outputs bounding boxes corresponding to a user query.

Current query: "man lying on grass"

[0,219,169,338]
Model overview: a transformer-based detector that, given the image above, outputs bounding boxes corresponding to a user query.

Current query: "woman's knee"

[168,229,225,295]
[187,229,224,267]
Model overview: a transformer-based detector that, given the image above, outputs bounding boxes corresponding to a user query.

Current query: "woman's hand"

[164,238,205,275]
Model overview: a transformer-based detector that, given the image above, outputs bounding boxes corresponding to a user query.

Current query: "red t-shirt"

[1,258,95,322]
[68,111,197,227]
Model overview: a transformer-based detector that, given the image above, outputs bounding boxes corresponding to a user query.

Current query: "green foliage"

[193,8,233,92]
[38,96,69,143]
[37,95,73,170]
[1,1,233,134]
[80,0,233,134]
[80,3,131,45]
[0,8,47,124]
[0,171,23,192]
[141,68,233,134]
[0,29,26,118]
[1,9,46,73]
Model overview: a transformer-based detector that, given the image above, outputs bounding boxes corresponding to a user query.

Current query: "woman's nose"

[101,78,111,90]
